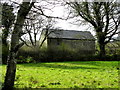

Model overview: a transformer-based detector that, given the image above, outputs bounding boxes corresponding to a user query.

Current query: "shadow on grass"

[20,62,98,70]
[66,61,101,66]
[69,61,119,68]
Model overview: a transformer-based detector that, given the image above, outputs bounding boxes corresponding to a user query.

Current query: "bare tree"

[1,3,15,46]
[2,0,64,89]
[20,12,57,49]
[66,2,120,57]
[1,3,15,64]
[3,1,34,89]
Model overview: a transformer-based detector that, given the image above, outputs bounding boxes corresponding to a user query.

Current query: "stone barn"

[40,29,95,56]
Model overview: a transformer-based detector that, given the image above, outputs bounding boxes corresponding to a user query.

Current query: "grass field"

[0,61,119,88]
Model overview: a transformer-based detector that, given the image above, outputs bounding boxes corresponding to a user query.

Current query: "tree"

[17,0,65,49]
[2,0,63,89]
[20,12,56,49]
[2,1,34,89]
[66,2,120,57]
[2,3,15,46]
[2,3,15,64]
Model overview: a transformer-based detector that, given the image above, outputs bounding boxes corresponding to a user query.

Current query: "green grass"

[0,61,119,88]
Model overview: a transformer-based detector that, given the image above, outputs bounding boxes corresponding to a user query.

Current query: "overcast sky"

[40,1,95,35]
[1,0,95,35]
[1,0,119,37]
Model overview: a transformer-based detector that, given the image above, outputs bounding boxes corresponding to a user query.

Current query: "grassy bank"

[0,61,119,88]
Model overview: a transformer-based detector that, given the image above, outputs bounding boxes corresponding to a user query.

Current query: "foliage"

[17,43,120,63]
[1,61,119,88]
[17,46,47,63]
[17,56,34,63]
[106,41,120,55]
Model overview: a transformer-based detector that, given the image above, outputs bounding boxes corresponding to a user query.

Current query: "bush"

[17,56,34,63]
[16,44,120,63]
[106,41,120,56]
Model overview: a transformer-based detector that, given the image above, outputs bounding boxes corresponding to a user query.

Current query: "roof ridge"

[43,28,90,33]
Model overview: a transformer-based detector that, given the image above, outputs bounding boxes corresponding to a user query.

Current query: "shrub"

[17,44,120,63]
[17,56,35,63]
[106,41,120,56]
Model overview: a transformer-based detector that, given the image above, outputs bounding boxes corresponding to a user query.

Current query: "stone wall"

[47,38,95,55]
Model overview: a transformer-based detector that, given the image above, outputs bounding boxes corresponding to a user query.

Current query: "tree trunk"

[2,2,34,89]
[97,31,106,57]
[2,22,24,90]
[99,43,105,57]
[2,51,17,90]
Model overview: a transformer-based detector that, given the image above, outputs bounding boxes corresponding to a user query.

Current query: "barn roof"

[43,29,95,40]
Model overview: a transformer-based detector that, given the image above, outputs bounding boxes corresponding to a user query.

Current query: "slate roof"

[42,29,95,40]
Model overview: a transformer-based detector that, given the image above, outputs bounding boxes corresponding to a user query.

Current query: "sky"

[1,0,119,38]
[41,1,95,35]
[0,0,96,44]
[1,0,91,30]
